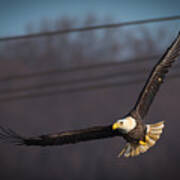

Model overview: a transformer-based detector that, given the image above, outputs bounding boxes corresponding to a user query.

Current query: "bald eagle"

[0,32,180,158]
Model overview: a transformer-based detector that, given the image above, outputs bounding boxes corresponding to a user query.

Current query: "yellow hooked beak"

[112,122,121,130]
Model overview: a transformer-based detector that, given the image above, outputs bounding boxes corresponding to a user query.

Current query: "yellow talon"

[139,140,146,145]
[139,135,149,145]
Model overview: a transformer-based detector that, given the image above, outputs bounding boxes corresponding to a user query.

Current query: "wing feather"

[0,125,121,146]
[131,32,180,119]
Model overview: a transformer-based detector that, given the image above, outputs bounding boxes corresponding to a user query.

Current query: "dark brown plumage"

[122,120,146,144]
[0,32,180,157]
[131,33,180,119]
[0,125,121,146]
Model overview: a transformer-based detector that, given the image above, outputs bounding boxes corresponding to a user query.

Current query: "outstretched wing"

[131,32,180,119]
[0,125,120,146]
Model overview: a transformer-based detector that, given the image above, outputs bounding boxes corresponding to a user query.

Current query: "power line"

[0,72,179,103]
[0,55,160,82]
[0,65,154,94]
[0,61,180,95]
[0,15,180,42]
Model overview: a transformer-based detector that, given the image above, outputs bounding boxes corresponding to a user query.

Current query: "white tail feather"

[118,121,164,157]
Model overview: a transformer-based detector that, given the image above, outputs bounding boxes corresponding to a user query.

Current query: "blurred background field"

[0,1,180,180]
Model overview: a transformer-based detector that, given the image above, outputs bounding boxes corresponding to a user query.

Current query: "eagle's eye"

[120,121,124,125]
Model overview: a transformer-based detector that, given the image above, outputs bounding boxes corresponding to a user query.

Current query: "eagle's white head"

[112,116,137,133]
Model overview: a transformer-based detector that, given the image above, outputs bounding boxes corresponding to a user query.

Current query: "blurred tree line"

[0,15,168,73]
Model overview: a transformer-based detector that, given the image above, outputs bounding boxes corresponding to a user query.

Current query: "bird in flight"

[0,32,180,158]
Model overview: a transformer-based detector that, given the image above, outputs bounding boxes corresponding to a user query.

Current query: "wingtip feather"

[0,126,24,145]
